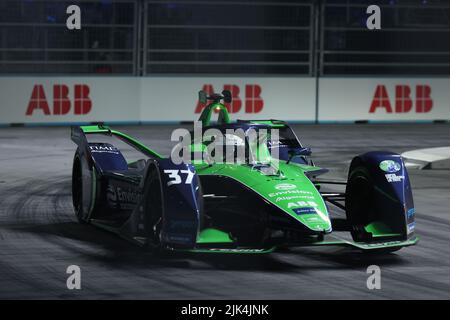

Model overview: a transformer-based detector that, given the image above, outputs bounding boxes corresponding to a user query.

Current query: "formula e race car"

[70,91,418,254]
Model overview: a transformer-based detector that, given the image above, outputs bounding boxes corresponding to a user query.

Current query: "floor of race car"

[0,123,449,299]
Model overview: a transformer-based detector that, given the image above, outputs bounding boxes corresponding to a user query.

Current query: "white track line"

[402,147,450,169]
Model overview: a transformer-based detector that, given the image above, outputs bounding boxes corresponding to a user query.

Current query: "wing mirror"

[287,147,312,164]
[198,90,232,104]
[222,90,232,103]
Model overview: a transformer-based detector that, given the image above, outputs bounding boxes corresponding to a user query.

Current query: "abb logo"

[26,84,92,116]
[370,85,433,113]
[195,84,263,114]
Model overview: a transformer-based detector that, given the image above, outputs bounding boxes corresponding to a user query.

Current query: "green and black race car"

[71,90,418,254]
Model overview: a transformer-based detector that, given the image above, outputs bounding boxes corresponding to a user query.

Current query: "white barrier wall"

[1,77,449,124]
[0,77,141,124]
[140,77,316,122]
[319,78,450,122]
[0,77,316,124]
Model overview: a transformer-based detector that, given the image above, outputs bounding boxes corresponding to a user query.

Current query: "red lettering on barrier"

[53,85,71,115]
[416,85,433,113]
[74,84,92,115]
[369,85,392,113]
[26,84,92,116]
[26,85,51,115]
[395,85,413,113]
[245,84,263,113]
[369,84,433,114]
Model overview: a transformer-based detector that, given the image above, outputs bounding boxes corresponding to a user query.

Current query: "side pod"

[119,159,203,250]
[158,159,203,248]
[345,151,415,242]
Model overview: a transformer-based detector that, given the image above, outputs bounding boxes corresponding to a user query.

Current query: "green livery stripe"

[111,129,163,159]
[79,125,111,134]
[196,228,234,244]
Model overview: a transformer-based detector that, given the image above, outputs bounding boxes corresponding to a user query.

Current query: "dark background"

[1,0,450,75]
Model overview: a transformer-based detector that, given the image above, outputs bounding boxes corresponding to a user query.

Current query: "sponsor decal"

[90,145,120,154]
[407,222,415,234]
[369,84,433,114]
[116,187,141,203]
[107,185,141,209]
[106,184,117,203]
[274,183,297,191]
[26,84,92,116]
[275,195,315,203]
[287,201,331,228]
[407,208,415,219]
[287,201,318,209]
[293,207,316,215]
[268,140,282,147]
[268,189,312,198]
[167,234,194,244]
[385,173,404,183]
[267,140,296,149]
[365,241,402,247]
[304,215,321,222]
[379,160,401,173]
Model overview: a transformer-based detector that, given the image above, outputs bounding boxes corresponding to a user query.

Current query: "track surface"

[0,124,449,299]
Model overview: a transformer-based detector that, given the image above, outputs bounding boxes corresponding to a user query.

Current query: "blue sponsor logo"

[293,207,316,215]
[407,222,415,234]
[379,160,402,173]
[166,233,195,244]
[407,208,415,219]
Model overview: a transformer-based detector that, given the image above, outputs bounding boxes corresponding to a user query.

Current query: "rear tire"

[72,152,88,224]
[143,164,164,247]
[72,149,98,224]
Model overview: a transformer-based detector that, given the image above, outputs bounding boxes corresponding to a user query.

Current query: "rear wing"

[71,125,163,160]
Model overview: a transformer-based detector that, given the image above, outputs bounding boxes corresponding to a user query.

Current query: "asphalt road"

[0,124,449,299]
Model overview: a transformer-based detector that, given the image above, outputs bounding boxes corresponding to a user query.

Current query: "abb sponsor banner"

[2,76,448,125]
[139,77,316,122]
[319,78,450,122]
[0,77,316,124]
[0,77,140,124]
